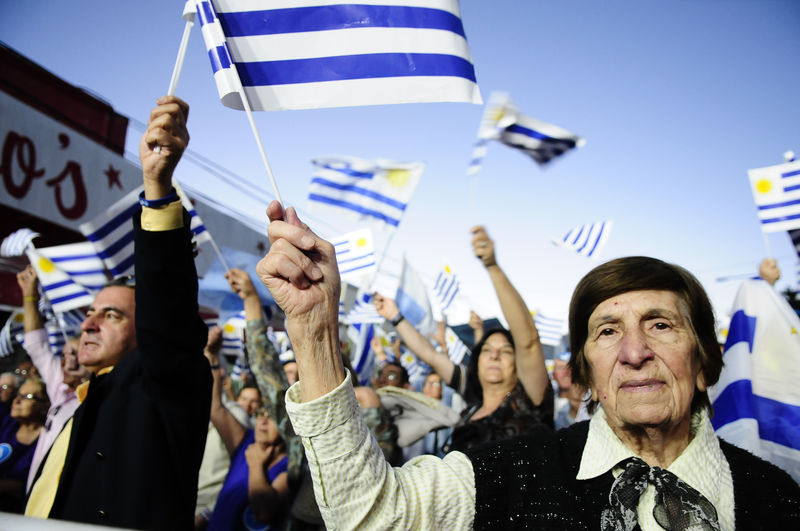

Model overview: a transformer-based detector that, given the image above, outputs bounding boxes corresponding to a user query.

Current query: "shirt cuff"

[285,370,360,439]
[140,200,183,231]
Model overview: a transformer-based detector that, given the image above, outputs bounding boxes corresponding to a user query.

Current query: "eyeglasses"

[254,408,270,419]
[14,368,29,376]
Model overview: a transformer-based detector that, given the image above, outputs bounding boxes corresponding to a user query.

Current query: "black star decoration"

[104,165,122,189]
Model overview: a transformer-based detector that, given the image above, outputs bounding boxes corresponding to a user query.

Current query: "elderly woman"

[259,202,800,529]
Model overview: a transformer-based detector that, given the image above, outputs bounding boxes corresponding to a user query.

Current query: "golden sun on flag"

[224,323,236,334]
[38,257,55,273]
[385,169,410,187]
[756,179,772,194]
[356,237,368,248]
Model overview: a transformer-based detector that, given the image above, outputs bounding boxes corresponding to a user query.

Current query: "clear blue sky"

[3,0,799,328]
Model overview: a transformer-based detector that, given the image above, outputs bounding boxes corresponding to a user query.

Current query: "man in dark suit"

[25,96,212,530]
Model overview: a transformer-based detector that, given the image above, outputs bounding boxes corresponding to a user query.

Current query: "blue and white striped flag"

[709,279,800,483]
[499,111,585,166]
[400,348,431,390]
[195,0,481,111]
[176,182,213,246]
[445,326,468,365]
[25,245,104,313]
[46,309,85,356]
[345,291,383,325]
[0,228,40,257]
[347,321,376,386]
[309,156,423,231]
[80,186,141,278]
[1,311,25,358]
[552,220,612,260]
[432,264,459,314]
[467,92,518,175]
[532,310,566,347]
[396,256,435,335]
[748,160,800,233]
[789,229,800,283]
[222,310,246,358]
[333,228,377,284]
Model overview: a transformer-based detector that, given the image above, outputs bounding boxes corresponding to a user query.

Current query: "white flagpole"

[155,2,196,155]
[368,229,399,294]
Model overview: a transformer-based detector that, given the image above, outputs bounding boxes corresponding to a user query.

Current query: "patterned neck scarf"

[601,457,720,531]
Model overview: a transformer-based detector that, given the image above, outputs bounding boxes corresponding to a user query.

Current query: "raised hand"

[373,293,400,321]
[225,268,258,300]
[471,226,497,268]
[138,96,190,198]
[16,265,38,298]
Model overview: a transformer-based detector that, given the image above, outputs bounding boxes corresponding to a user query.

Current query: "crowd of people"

[1,95,798,529]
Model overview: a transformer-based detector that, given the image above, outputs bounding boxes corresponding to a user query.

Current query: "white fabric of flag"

[46,309,85,356]
[347,321,375,386]
[1,311,25,358]
[466,91,518,175]
[790,229,800,282]
[532,310,566,347]
[396,256,435,335]
[432,264,459,314]
[1,228,40,257]
[80,186,142,278]
[309,156,423,231]
[748,160,800,233]
[445,326,468,365]
[333,227,377,285]
[195,0,481,111]
[24,247,95,313]
[400,348,431,390]
[709,279,800,484]
[553,220,612,259]
[29,242,108,291]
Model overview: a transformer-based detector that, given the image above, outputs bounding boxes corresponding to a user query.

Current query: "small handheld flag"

[80,187,142,278]
[748,160,800,233]
[432,264,459,314]
[0,228,40,257]
[333,228,377,285]
[552,220,612,259]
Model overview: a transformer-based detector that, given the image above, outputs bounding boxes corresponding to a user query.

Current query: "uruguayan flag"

[176,182,212,246]
[400,348,431,390]
[195,0,481,111]
[789,229,800,282]
[532,310,566,347]
[309,156,423,231]
[445,326,468,365]
[80,186,141,278]
[396,256,435,335]
[222,310,246,358]
[748,160,800,233]
[0,228,40,257]
[500,112,585,166]
[709,279,800,483]
[347,321,376,386]
[466,92,519,175]
[553,220,612,259]
[47,309,85,355]
[25,245,103,313]
[432,264,459,314]
[345,291,383,325]
[333,228,377,284]
[28,242,108,291]
[1,311,25,358]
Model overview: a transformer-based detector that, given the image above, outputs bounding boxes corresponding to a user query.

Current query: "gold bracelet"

[23,296,39,302]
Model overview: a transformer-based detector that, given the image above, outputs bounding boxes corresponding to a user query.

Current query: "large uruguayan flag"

[195,0,481,111]
[748,160,800,233]
[432,264,459,314]
[532,310,566,347]
[396,256,435,335]
[80,187,142,278]
[709,279,800,483]
[552,220,612,259]
[333,228,377,285]
[308,156,423,231]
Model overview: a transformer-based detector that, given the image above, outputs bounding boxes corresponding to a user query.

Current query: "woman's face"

[584,290,704,436]
[477,332,516,388]
[254,409,281,445]
[11,380,47,423]
[422,373,443,399]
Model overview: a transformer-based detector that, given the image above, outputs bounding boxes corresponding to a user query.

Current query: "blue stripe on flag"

[316,163,375,179]
[237,53,477,87]
[396,288,427,325]
[308,194,401,227]
[784,184,800,193]
[758,197,800,210]
[506,124,579,148]
[340,262,377,276]
[584,222,607,257]
[217,45,231,69]
[338,252,375,265]
[782,169,800,179]
[199,1,215,24]
[310,177,407,210]
[43,279,74,291]
[761,212,800,225]
[49,291,89,305]
[218,5,466,37]
[711,379,800,451]
[111,254,135,276]
[85,203,139,241]
[95,230,134,260]
[568,225,584,244]
[49,253,100,263]
[724,310,757,352]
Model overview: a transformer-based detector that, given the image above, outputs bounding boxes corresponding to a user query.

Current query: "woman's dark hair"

[567,256,723,415]
[464,328,515,405]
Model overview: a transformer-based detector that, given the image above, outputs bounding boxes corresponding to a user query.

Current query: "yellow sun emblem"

[444,265,452,274]
[385,169,410,187]
[756,179,772,194]
[38,257,55,273]
[356,237,368,248]
[224,323,236,334]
